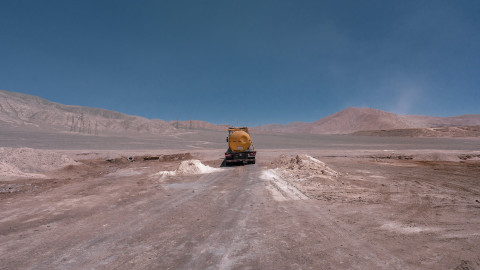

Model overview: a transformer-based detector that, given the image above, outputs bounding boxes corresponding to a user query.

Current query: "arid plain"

[1,90,480,269]
[1,127,480,269]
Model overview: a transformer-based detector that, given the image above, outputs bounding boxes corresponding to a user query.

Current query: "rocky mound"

[269,154,339,180]
[0,147,78,180]
[261,154,340,201]
[156,160,223,176]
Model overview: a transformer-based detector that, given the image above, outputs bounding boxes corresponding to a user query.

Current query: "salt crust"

[156,159,223,176]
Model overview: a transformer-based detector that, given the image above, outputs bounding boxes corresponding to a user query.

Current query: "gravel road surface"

[1,153,479,269]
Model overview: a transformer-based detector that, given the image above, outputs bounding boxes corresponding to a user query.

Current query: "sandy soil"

[0,147,78,180]
[1,133,480,269]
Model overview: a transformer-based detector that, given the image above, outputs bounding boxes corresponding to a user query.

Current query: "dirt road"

[1,154,479,269]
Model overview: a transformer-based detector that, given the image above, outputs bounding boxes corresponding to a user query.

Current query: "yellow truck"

[225,127,256,165]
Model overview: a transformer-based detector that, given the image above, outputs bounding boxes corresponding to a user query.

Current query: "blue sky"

[1,0,479,126]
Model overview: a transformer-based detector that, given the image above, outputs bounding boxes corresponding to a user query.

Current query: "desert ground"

[1,129,480,269]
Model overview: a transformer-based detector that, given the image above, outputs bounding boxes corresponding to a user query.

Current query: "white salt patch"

[380,221,440,234]
[156,160,223,177]
[107,169,143,177]
[157,171,177,176]
[260,169,308,201]
[260,169,278,181]
[306,155,326,166]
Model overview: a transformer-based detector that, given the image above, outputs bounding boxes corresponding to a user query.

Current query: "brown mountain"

[0,89,177,136]
[254,107,480,134]
[310,107,414,134]
[2,89,479,136]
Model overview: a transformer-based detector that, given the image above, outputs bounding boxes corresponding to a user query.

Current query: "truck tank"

[228,130,252,152]
[225,127,256,165]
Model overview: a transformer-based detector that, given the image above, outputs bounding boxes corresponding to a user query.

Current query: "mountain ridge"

[0,89,176,136]
[253,107,480,134]
[1,89,479,136]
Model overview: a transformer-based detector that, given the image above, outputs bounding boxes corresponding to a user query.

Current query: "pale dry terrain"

[1,129,480,269]
[2,89,480,269]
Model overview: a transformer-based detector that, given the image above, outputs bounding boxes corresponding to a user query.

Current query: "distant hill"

[2,89,479,137]
[168,120,230,131]
[253,107,480,135]
[0,89,177,136]
[353,126,480,137]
